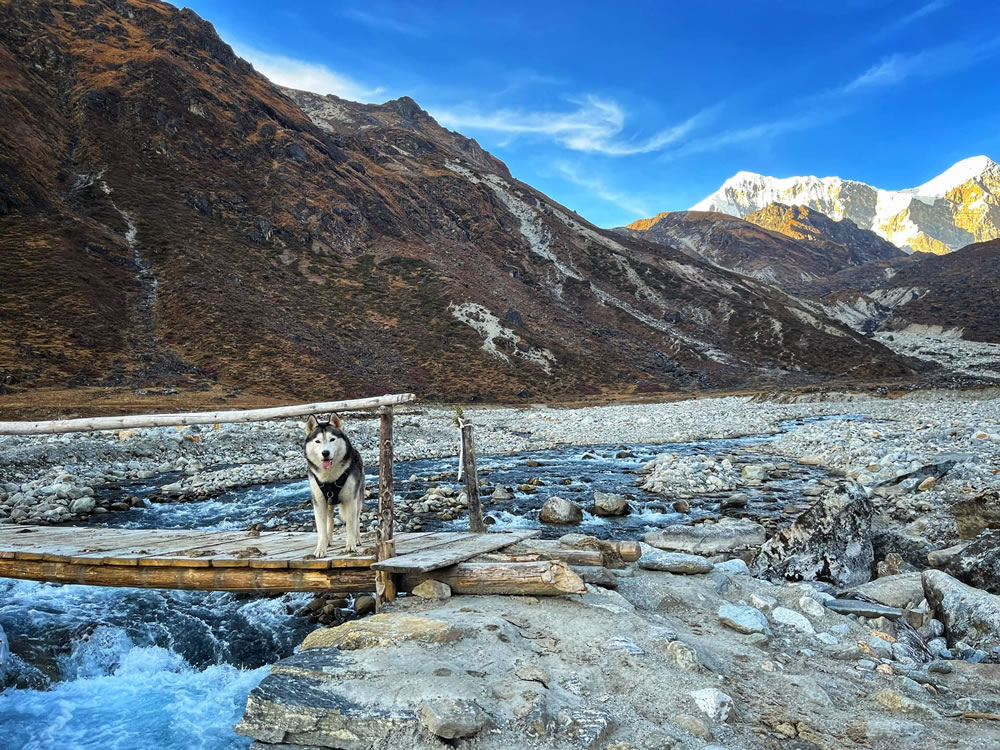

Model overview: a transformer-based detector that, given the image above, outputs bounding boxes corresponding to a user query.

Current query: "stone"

[875,689,939,717]
[638,546,713,574]
[664,640,702,671]
[301,615,463,650]
[772,607,815,634]
[672,499,691,513]
[643,518,766,555]
[917,476,937,491]
[411,579,451,599]
[955,697,1000,719]
[419,698,491,739]
[751,481,874,587]
[798,596,826,620]
[690,688,733,722]
[741,465,767,481]
[592,491,629,517]
[877,553,916,578]
[718,603,769,634]
[798,456,824,466]
[941,529,1000,595]
[354,594,376,616]
[750,593,778,612]
[713,559,749,575]
[539,496,583,524]
[850,573,926,608]
[824,599,904,620]
[721,492,748,509]
[491,486,514,501]
[69,496,96,514]
[928,542,971,568]
[922,569,1000,651]
[673,713,712,739]
[950,488,1000,539]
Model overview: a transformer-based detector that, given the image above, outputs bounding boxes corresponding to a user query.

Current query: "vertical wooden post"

[375,406,397,610]
[461,423,485,533]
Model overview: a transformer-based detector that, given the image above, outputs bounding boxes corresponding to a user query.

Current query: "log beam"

[400,560,587,596]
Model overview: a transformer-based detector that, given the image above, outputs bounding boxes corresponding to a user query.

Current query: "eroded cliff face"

[0,0,914,403]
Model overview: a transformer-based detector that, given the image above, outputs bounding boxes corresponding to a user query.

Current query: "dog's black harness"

[309,467,351,505]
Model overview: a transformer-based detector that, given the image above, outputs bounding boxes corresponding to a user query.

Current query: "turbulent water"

[0,415,847,749]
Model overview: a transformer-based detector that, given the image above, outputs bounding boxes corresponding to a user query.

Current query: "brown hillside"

[0,0,917,411]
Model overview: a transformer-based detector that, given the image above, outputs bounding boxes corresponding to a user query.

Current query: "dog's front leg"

[342,482,362,553]
[311,491,329,558]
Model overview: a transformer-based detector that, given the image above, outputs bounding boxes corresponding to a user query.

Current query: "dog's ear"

[328,412,344,430]
[306,414,319,434]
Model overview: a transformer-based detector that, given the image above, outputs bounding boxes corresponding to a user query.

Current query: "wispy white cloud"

[869,0,952,41]
[662,115,823,160]
[233,43,386,103]
[432,96,718,156]
[340,8,425,36]
[554,162,651,217]
[834,37,1000,97]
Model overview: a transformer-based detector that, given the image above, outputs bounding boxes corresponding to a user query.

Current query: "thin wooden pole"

[375,406,397,610]
[0,393,417,435]
[461,423,485,533]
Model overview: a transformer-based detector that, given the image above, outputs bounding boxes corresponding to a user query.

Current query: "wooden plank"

[72,530,235,565]
[137,531,268,567]
[0,557,377,592]
[371,530,541,574]
[461,423,485,533]
[375,405,397,610]
[394,531,473,555]
[0,393,417,435]
[400,560,586,596]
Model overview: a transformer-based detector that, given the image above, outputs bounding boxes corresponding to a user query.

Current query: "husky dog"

[304,413,363,557]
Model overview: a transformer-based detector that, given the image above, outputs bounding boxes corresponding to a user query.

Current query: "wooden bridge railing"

[0,392,417,611]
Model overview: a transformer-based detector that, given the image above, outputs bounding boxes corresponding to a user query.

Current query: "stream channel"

[0,415,850,749]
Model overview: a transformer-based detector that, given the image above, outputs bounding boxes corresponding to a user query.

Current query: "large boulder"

[941,529,1000,595]
[751,481,874,587]
[539,496,583,524]
[849,573,926,608]
[643,518,766,555]
[922,569,1000,650]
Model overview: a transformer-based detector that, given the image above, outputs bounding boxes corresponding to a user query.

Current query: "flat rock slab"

[638,547,713,574]
[643,519,766,555]
[849,572,926,609]
[301,615,462,650]
[824,599,905,620]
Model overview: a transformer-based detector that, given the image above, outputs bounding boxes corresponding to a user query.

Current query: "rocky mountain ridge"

[617,209,903,293]
[0,0,916,406]
[691,156,1000,254]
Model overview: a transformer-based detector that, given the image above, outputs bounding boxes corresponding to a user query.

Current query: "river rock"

[750,480,874,587]
[491,486,514,501]
[69,496,96,515]
[941,529,1000,594]
[718,603,769,634]
[419,698,492,739]
[951,489,1000,539]
[592,491,629,517]
[638,547,713,574]
[922,570,1000,650]
[539,496,583,524]
[643,518,766,555]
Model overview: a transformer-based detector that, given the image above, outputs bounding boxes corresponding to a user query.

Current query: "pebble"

[798,596,826,620]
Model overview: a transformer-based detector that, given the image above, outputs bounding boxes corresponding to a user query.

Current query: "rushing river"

[0,415,850,749]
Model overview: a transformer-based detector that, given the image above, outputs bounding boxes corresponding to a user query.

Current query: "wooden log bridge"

[0,525,594,595]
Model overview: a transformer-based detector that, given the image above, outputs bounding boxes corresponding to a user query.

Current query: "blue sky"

[182,0,1000,228]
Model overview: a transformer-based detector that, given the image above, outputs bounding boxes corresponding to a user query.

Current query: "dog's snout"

[321,449,330,458]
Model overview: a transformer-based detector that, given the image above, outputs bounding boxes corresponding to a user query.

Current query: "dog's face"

[305,413,349,472]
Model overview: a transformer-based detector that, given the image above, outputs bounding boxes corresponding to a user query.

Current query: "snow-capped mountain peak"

[690,156,1000,254]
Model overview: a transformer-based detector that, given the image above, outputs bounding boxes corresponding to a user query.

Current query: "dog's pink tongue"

[322,459,333,470]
